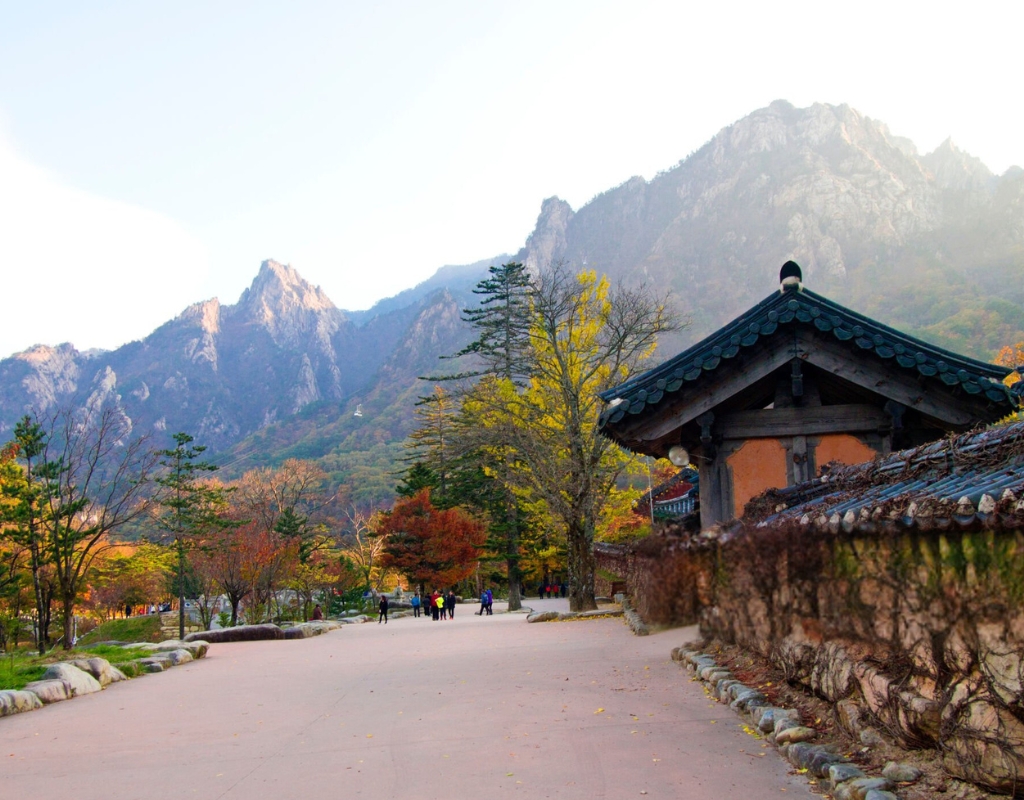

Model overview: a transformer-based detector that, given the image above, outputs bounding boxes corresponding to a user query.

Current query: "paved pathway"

[2,599,815,799]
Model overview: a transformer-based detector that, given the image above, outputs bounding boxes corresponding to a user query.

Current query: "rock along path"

[1,598,815,799]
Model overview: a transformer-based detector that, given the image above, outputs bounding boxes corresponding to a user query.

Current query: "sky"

[1,1,1021,356]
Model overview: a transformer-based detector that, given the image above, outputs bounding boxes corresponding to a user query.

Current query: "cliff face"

[518,101,1024,349]
[0,260,446,449]
[2,101,1020,469]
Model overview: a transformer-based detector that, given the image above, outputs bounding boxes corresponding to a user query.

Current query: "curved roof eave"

[599,287,1016,430]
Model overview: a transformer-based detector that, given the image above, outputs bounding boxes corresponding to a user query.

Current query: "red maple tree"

[379,489,485,590]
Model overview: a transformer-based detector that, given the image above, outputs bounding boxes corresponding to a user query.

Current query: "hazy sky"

[1,1,1021,356]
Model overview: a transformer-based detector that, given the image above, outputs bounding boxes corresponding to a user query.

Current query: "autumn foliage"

[379,490,485,589]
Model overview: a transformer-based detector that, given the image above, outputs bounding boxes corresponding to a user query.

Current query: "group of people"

[408,590,458,621]
[538,581,568,599]
[402,589,496,620]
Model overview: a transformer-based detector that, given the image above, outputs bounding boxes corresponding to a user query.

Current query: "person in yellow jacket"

[435,592,446,620]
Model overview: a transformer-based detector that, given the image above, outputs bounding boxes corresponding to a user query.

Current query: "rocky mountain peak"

[523,196,575,273]
[922,137,994,192]
[241,259,337,315]
[177,297,221,335]
[234,259,343,347]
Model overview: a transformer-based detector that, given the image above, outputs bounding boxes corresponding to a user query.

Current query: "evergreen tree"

[156,432,231,639]
[3,418,50,653]
[403,386,456,503]
[396,462,439,499]
[451,261,536,384]
[431,262,536,609]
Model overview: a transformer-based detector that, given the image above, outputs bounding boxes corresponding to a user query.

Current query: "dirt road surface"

[1,598,815,799]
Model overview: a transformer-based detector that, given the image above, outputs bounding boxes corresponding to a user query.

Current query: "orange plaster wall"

[815,434,879,470]
[727,438,788,518]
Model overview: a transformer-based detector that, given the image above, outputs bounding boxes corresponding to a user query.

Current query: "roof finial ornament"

[780,260,803,293]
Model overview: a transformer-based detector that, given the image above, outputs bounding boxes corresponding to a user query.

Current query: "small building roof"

[634,468,698,518]
[599,276,1016,455]
[746,419,1024,534]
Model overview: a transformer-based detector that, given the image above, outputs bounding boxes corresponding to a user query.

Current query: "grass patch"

[0,656,48,690]
[1,617,165,691]
[76,615,162,646]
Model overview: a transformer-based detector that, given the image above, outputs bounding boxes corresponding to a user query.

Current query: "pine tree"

[156,432,231,639]
[4,418,50,653]
[441,262,536,609]
[452,261,536,384]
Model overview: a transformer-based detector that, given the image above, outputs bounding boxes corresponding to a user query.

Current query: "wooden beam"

[618,338,800,445]
[798,331,989,427]
[715,404,889,439]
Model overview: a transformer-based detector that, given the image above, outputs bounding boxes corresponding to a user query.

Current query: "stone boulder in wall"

[184,624,283,643]
[68,657,127,687]
[22,679,71,704]
[40,663,103,697]
[0,689,43,716]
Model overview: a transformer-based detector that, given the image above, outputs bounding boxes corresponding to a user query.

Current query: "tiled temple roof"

[748,420,1024,534]
[599,286,1016,430]
[635,468,698,519]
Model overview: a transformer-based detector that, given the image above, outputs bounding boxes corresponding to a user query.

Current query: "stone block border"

[620,597,649,636]
[671,645,926,800]
[526,608,625,623]
[0,639,211,719]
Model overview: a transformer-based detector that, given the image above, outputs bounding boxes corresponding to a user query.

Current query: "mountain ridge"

[2,100,1021,509]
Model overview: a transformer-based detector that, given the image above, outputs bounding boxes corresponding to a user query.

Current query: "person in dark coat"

[445,590,456,619]
[311,603,324,620]
[378,594,389,624]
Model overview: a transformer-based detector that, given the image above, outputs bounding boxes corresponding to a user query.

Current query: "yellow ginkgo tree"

[496,265,678,611]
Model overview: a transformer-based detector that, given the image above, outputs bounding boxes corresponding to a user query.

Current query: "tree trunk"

[29,545,46,655]
[566,520,597,612]
[506,553,521,611]
[177,538,186,640]
[60,595,75,650]
[505,500,522,611]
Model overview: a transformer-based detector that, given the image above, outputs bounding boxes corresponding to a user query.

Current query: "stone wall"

[622,523,1024,795]
[595,522,712,627]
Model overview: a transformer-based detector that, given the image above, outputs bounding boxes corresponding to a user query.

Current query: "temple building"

[598,262,1018,529]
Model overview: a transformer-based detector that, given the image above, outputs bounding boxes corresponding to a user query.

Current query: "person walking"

[411,593,421,618]
[445,590,456,620]
[378,594,389,624]
[485,587,493,615]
